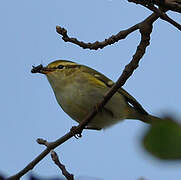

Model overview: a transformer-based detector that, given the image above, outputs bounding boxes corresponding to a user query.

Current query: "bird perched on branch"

[31,60,160,130]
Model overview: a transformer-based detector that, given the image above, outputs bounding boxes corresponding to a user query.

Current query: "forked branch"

[128,0,181,30]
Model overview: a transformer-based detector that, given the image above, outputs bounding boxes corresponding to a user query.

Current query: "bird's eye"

[57,65,64,69]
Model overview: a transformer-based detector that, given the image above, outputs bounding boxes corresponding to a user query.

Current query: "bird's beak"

[31,64,55,74]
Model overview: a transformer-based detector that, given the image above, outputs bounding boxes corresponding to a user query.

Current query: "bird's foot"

[70,126,82,139]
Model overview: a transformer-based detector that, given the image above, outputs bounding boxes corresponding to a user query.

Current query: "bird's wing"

[117,88,148,115]
[81,65,148,115]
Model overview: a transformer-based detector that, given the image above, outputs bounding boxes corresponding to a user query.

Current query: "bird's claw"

[70,126,82,139]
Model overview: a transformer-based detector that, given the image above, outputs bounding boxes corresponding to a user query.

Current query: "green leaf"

[142,117,181,160]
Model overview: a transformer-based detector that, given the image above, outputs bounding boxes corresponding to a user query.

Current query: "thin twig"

[36,138,50,147]
[164,0,181,13]
[144,4,181,30]
[129,0,181,31]
[56,24,139,50]
[127,0,181,13]
[151,0,181,13]
[51,151,74,180]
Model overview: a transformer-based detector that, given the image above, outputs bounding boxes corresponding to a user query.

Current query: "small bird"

[31,60,160,130]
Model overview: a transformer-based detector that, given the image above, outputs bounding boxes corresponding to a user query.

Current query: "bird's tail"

[127,106,162,124]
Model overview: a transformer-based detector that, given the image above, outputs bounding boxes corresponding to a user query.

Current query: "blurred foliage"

[30,174,64,180]
[0,174,5,180]
[142,117,181,160]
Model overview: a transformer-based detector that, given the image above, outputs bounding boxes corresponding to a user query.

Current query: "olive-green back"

[81,65,148,115]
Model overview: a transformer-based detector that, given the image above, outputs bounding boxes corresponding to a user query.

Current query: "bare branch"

[128,0,181,13]
[129,0,181,31]
[36,138,49,147]
[56,24,139,50]
[51,151,74,180]
[153,0,181,13]
[164,0,181,13]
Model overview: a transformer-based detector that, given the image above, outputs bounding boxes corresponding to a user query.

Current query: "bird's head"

[31,60,82,89]
[31,60,80,75]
